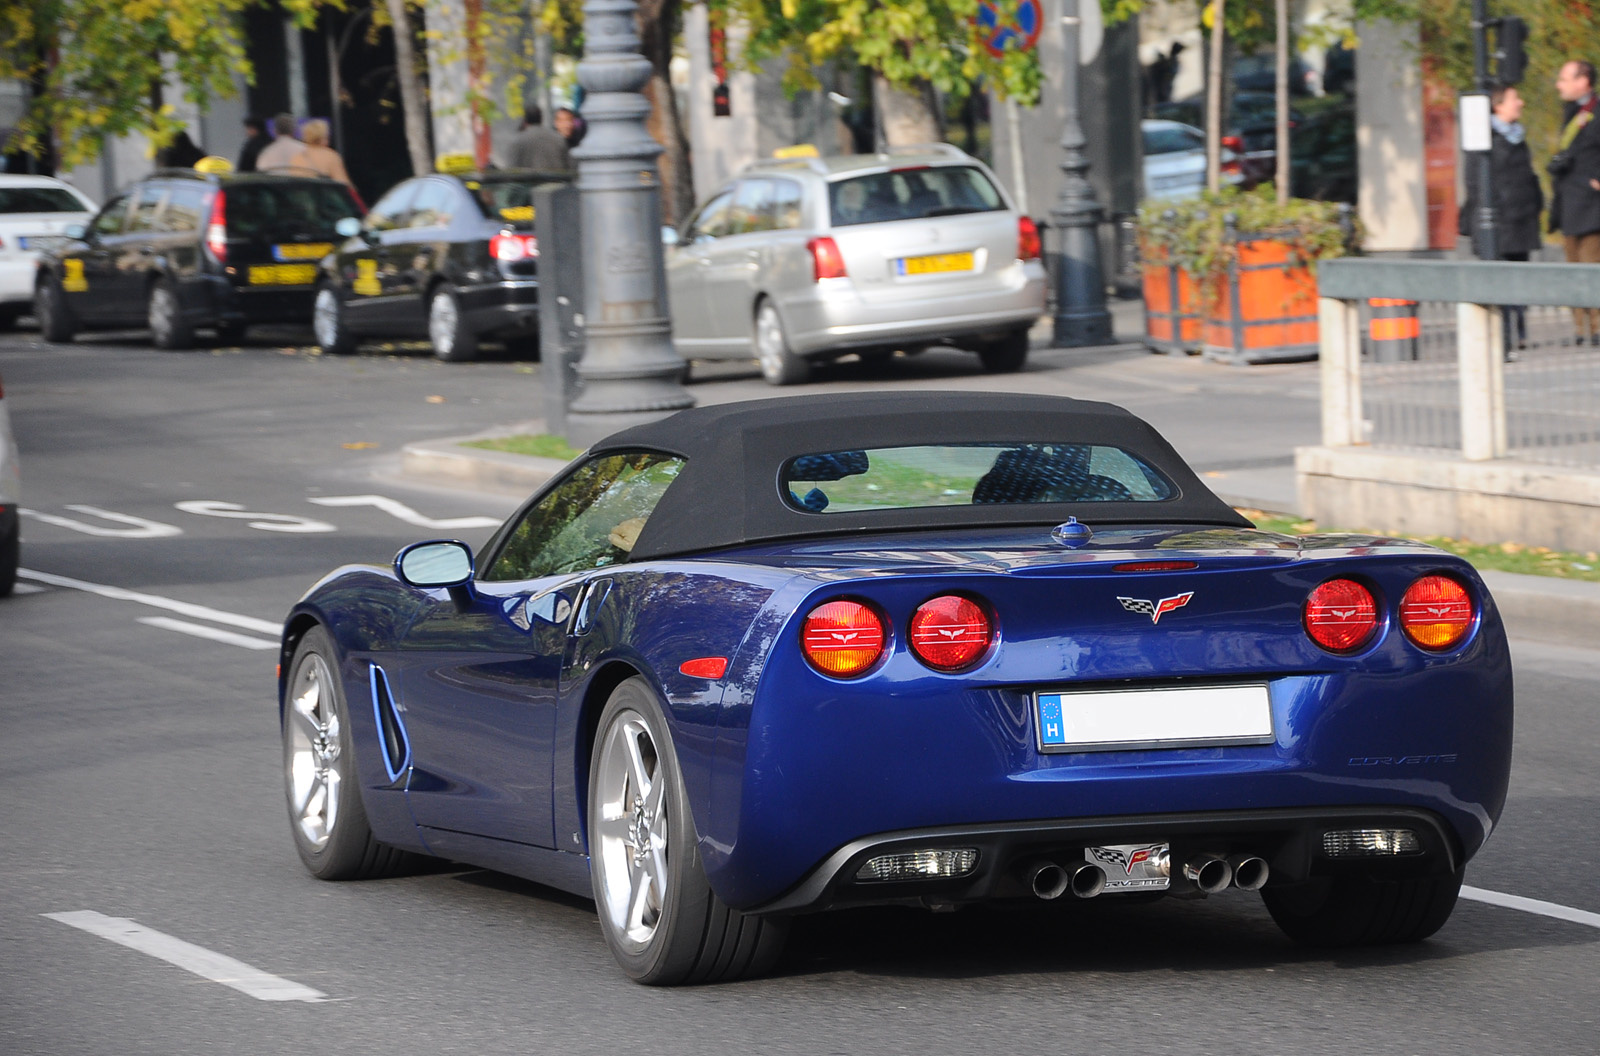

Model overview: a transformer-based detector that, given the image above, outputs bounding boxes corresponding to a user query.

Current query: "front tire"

[283,627,423,879]
[754,299,808,386]
[35,278,76,343]
[588,676,788,985]
[977,327,1030,373]
[313,286,357,355]
[148,279,194,350]
[1262,868,1464,947]
[428,286,478,362]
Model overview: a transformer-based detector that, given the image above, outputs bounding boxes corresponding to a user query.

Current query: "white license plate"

[1035,683,1273,753]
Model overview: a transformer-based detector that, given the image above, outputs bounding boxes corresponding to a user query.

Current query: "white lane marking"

[174,500,336,534]
[44,911,328,1003]
[20,505,183,538]
[12,582,46,594]
[17,569,281,636]
[138,616,279,651]
[309,493,500,530]
[1462,885,1600,929]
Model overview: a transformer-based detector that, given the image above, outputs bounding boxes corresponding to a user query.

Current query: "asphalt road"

[2,325,1596,1055]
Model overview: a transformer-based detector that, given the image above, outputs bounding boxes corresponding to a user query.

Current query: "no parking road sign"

[977,0,1043,58]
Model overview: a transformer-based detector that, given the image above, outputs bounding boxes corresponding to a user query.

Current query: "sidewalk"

[388,312,1597,648]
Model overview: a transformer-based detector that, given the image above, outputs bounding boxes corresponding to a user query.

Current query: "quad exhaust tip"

[1022,859,1107,900]
[1228,854,1270,891]
[1183,854,1233,894]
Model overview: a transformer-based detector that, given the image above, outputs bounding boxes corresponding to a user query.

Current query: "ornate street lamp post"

[1049,0,1113,347]
[565,0,693,444]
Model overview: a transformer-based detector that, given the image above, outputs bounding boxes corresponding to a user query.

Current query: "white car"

[0,174,97,328]
[1141,120,1241,201]
[0,369,18,596]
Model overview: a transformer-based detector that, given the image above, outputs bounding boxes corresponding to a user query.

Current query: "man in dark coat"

[1461,85,1543,355]
[503,105,572,172]
[1550,59,1600,344]
[237,115,272,172]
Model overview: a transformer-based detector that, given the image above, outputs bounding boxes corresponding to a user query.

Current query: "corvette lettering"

[1348,754,1458,766]
[1118,592,1194,624]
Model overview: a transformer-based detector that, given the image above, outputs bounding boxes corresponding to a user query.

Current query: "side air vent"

[369,664,412,783]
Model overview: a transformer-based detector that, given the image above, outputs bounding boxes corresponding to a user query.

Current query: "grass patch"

[463,434,582,461]
[1240,509,1600,583]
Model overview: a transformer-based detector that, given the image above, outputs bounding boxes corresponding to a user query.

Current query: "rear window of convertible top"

[780,444,1175,514]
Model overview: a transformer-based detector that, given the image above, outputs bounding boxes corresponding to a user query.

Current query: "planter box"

[1201,239,1320,364]
[1141,262,1202,354]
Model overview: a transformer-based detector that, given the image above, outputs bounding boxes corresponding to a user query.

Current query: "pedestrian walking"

[158,130,205,168]
[254,114,303,174]
[503,106,572,172]
[237,115,272,172]
[1549,59,1600,346]
[288,119,354,188]
[1460,85,1543,357]
[554,106,586,150]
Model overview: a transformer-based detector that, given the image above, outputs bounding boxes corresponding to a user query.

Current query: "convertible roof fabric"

[590,391,1251,560]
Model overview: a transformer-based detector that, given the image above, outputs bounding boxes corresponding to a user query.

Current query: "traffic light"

[1496,16,1528,85]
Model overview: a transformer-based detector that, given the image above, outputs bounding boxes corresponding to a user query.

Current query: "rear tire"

[313,286,357,356]
[977,327,1030,373]
[428,286,478,362]
[588,676,788,985]
[1262,868,1464,947]
[754,299,808,386]
[148,279,194,350]
[0,516,18,597]
[35,278,76,343]
[283,627,426,880]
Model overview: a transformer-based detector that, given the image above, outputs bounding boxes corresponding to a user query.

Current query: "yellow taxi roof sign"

[773,144,820,159]
[194,155,234,175]
[436,152,476,175]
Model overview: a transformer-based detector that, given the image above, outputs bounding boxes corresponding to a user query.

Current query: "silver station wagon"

[665,146,1047,384]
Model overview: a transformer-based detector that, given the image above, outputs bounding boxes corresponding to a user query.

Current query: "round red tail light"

[1303,578,1379,653]
[1399,575,1474,650]
[909,595,993,671]
[802,600,886,677]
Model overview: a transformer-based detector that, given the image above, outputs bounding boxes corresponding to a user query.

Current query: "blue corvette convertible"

[278,391,1513,984]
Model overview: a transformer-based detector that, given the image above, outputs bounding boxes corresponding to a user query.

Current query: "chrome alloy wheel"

[593,709,670,950]
[754,302,786,382]
[428,289,458,358]
[285,652,343,850]
[313,287,341,349]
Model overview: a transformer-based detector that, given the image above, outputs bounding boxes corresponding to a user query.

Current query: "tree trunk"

[1274,0,1290,205]
[1204,0,1225,193]
[385,0,432,177]
[873,74,942,147]
[638,0,694,225]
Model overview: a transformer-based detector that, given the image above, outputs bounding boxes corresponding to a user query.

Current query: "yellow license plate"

[898,251,975,276]
[273,243,333,261]
[249,264,319,285]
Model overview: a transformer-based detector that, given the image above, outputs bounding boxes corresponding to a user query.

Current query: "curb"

[397,431,1600,650]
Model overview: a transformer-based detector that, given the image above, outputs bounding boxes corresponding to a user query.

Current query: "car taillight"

[1399,575,1474,650]
[808,236,846,281]
[1017,216,1041,261]
[1303,578,1379,653]
[909,595,993,671]
[491,233,538,261]
[802,599,885,677]
[1221,135,1244,152]
[1113,561,1197,573]
[206,191,227,262]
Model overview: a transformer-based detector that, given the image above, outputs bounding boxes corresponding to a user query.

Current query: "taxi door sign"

[62,258,88,292]
[352,258,381,296]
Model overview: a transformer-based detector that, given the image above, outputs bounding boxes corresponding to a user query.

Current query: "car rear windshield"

[0,187,85,213]
[469,177,568,227]
[781,444,1175,513]
[1143,125,1204,155]
[222,182,361,240]
[827,166,1004,227]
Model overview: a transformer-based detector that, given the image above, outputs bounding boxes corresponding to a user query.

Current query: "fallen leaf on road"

[1203,470,1225,478]
[342,442,378,450]
[426,395,446,404]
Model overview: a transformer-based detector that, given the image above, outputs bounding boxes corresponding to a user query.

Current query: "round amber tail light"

[1303,578,1379,653]
[802,600,886,677]
[909,595,994,671]
[1399,575,1474,650]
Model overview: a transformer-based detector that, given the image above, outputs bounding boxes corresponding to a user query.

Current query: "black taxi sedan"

[311,170,571,361]
[34,169,361,349]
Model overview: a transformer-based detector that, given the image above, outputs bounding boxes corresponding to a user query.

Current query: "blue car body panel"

[280,523,1513,911]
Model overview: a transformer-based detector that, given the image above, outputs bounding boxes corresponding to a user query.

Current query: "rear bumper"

[779,260,1046,355]
[457,279,540,338]
[751,806,1460,913]
[0,259,38,306]
[190,274,317,326]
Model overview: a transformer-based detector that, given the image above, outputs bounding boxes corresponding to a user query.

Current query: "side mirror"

[660,225,680,247]
[64,223,87,241]
[335,216,363,239]
[396,540,475,608]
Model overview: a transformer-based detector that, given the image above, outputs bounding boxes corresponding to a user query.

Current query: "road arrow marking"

[308,493,500,530]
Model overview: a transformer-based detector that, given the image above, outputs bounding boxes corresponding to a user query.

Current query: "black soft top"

[591,391,1250,560]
